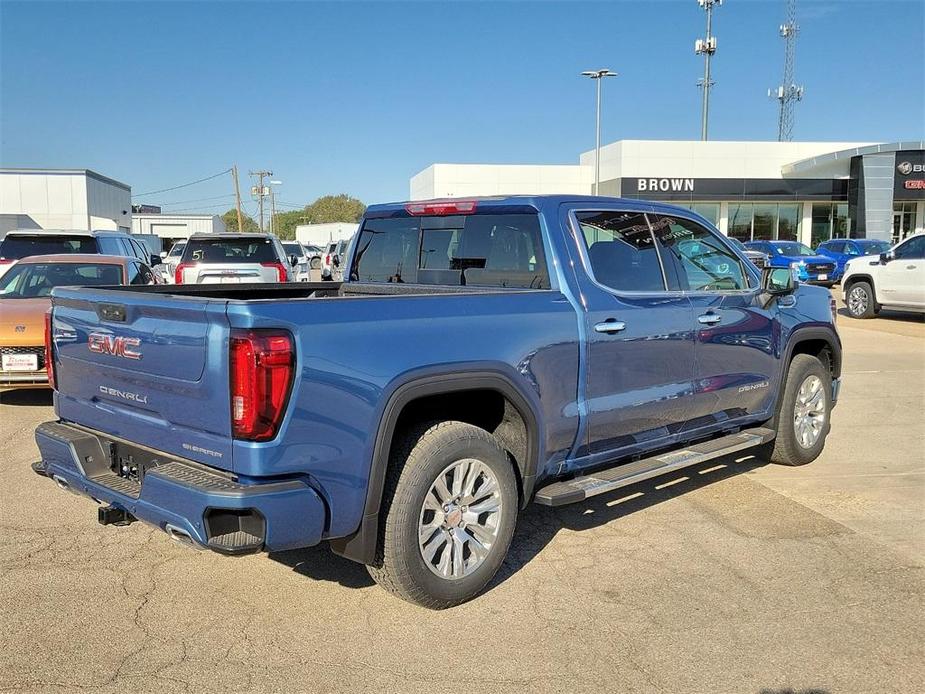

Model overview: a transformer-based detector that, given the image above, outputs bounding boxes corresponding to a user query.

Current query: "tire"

[309,257,321,270]
[845,281,876,319]
[367,421,518,609]
[769,354,832,466]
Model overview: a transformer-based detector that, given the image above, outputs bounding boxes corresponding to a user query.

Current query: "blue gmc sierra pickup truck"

[34,195,841,608]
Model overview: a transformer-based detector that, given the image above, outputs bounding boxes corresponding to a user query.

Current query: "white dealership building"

[0,168,132,234]
[411,140,925,246]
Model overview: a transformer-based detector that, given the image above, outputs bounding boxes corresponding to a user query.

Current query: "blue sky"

[1,0,923,213]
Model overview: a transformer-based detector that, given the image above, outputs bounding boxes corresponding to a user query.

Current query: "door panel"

[572,210,696,458]
[648,213,778,426]
[584,294,695,453]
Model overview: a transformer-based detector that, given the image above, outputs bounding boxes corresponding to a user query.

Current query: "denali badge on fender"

[88,333,142,359]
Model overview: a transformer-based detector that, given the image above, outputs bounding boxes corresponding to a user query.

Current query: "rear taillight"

[174,262,193,284]
[324,254,331,266]
[405,199,478,216]
[261,261,289,282]
[229,329,294,441]
[44,310,56,390]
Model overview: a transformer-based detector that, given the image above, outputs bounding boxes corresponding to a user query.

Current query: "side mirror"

[159,251,168,259]
[761,266,796,295]
[879,251,892,264]
[149,254,163,267]
[289,254,299,267]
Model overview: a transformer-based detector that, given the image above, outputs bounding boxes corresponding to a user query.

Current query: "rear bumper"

[34,421,326,554]
[0,370,48,387]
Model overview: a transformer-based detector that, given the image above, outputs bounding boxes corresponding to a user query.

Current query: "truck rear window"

[183,238,277,264]
[0,235,98,260]
[351,214,549,289]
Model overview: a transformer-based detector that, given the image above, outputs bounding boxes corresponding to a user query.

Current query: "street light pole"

[581,69,618,196]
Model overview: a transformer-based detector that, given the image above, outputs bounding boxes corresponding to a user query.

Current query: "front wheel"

[846,281,877,318]
[367,421,518,609]
[769,354,833,466]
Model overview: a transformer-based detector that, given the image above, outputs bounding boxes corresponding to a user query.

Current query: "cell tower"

[695,0,721,141]
[769,0,804,141]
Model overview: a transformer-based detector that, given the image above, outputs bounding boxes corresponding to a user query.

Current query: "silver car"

[175,233,292,284]
[282,242,312,282]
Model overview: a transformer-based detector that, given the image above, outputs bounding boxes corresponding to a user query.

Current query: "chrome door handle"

[594,320,626,334]
[698,313,722,325]
[906,265,917,270]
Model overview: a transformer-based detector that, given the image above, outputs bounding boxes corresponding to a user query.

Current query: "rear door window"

[575,211,664,292]
[183,237,278,263]
[351,213,549,288]
[0,234,98,260]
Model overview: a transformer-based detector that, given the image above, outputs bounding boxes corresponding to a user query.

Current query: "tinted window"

[130,239,149,261]
[772,242,815,256]
[650,215,749,291]
[0,262,122,298]
[283,243,303,257]
[0,234,97,260]
[182,237,278,263]
[894,235,925,259]
[576,211,664,292]
[826,241,846,253]
[352,214,549,288]
[166,242,185,258]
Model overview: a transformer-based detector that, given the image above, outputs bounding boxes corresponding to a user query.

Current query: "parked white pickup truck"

[842,233,925,318]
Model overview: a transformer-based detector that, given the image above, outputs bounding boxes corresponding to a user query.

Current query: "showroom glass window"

[649,215,749,291]
[728,203,753,241]
[678,203,720,227]
[893,202,918,244]
[777,204,801,241]
[575,211,664,292]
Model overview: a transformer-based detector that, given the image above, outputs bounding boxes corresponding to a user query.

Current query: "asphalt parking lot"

[1,312,923,694]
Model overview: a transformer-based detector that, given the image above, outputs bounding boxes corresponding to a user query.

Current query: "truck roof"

[365,195,700,217]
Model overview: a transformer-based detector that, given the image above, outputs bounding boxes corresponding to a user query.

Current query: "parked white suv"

[842,233,925,318]
[174,233,292,284]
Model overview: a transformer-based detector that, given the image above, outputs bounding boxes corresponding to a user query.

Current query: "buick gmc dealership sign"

[894,150,925,199]
[637,178,695,192]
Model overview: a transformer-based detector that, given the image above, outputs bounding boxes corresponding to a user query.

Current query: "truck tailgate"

[50,288,235,471]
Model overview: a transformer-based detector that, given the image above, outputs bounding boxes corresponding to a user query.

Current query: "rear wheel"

[769,354,832,466]
[367,421,518,609]
[309,257,321,270]
[846,281,877,319]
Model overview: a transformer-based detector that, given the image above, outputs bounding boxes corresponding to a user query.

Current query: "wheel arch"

[329,365,543,564]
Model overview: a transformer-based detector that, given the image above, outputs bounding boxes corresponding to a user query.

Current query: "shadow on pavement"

[270,450,770,595]
[0,388,54,407]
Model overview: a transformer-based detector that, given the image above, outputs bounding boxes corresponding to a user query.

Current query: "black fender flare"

[329,364,543,564]
[843,273,878,305]
[770,325,842,422]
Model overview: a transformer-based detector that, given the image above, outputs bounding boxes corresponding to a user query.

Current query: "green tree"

[221,208,259,232]
[304,194,366,224]
[271,209,306,241]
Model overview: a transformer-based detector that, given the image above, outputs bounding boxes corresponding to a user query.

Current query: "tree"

[221,208,258,232]
[304,194,366,224]
[271,209,305,241]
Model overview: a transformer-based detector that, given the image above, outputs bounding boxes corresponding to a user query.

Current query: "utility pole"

[231,164,244,232]
[769,0,804,141]
[249,169,272,232]
[269,187,277,235]
[581,69,618,195]
[695,0,722,141]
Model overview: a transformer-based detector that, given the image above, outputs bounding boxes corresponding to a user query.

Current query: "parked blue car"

[815,238,893,282]
[35,195,841,608]
[745,240,837,287]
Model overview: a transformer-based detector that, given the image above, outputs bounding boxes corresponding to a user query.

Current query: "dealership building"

[411,140,925,246]
[0,168,132,234]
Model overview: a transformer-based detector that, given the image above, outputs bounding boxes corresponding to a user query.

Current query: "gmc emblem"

[88,333,142,360]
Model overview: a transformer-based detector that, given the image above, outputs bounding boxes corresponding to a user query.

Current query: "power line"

[155,193,235,207]
[132,168,232,198]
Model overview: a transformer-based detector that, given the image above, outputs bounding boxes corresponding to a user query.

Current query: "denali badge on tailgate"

[88,333,142,360]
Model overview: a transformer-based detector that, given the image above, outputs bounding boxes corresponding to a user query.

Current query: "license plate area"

[2,353,38,371]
